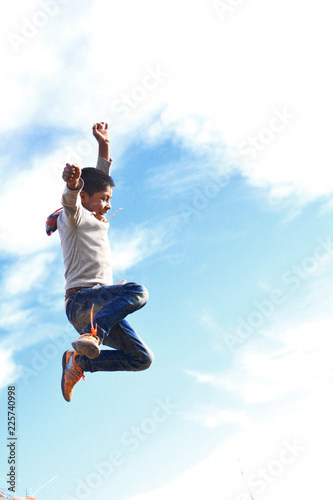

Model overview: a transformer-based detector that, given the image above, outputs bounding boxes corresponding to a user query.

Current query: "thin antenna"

[107,208,123,222]
[239,461,255,500]
[31,476,58,496]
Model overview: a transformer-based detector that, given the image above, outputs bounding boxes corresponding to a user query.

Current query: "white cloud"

[0,346,19,389]
[0,311,75,390]
[1,0,332,206]
[2,252,56,296]
[111,223,171,274]
[186,369,225,388]
[181,406,249,429]
[187,317,333,404]
[126,377,333,500]
[0,155,63,256]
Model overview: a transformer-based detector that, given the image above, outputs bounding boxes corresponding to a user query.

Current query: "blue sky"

[1,0,333,499]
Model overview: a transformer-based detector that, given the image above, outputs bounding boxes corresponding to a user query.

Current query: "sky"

[0,0,333,499]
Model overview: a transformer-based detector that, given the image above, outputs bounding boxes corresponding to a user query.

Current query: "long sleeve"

[96,156,112,176]
[57,159,114,290]
[61,178,85,227]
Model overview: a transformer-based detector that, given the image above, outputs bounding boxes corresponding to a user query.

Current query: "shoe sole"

[71,338,100,359]
[61,351,71,402]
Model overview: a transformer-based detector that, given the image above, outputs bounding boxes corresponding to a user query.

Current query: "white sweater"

[57,157,113,290]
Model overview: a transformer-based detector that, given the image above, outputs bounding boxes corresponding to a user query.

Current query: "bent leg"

[87,282,148,340]
[77,319,154,372]
[66,282,148,339]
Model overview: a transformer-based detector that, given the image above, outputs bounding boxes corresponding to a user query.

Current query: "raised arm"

[61,163,84,224]
[93,122,110,161]
[62,162,81,190]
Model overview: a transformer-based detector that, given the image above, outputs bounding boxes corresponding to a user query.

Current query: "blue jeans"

[65,282,153,373]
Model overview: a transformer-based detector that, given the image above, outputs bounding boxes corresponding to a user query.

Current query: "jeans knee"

[139,284,149,307]
[126,282,149,308]
[137,348,154,371]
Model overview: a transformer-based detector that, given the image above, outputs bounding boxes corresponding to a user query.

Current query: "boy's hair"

[81,168,115,197]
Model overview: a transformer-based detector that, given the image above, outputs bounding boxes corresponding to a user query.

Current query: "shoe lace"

[90,304,98,337]
[68,357,86,382]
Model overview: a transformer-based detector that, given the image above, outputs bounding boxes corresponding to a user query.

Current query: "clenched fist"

[62,163,81,188]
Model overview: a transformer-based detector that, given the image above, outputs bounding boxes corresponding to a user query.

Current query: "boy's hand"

[93,122,110,161]
[62,163,81,189]
[92,122,109,144]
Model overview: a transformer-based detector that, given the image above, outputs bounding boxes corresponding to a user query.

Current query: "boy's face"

[80,186,113,221]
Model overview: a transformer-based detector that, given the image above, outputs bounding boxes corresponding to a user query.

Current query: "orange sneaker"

[61,350,85,402]
[71,333,101,359]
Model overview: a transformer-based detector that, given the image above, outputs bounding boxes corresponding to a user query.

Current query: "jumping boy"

[52,122,153,402]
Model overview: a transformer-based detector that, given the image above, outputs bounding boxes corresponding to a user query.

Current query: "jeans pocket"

[67,292,93,332]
